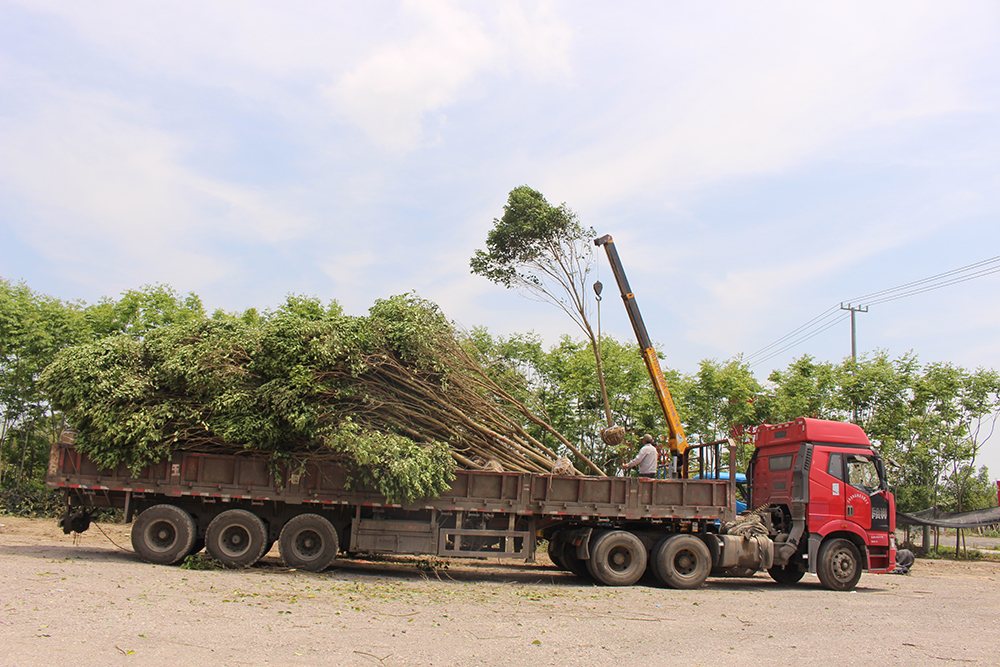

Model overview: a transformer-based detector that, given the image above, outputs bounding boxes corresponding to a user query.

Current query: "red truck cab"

[750,418,896,589]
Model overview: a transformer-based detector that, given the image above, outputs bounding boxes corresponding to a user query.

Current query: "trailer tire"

[563,542,592,580]
[205,509,269,568]
[131,504,197,565]
[817,538,862,591]
[547,536,569,571]
[587,530,647,586]
[768,562,805,585]
[279,514,338,572]
[653,534,711,590]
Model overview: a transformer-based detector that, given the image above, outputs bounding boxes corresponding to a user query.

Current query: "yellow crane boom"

[594,234,689,456]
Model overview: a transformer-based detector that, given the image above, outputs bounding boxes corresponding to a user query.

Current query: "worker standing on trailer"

[623,434,658,478]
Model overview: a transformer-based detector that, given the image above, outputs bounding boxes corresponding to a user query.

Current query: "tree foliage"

[39,293,605,503]
[471,185,614,426]
[0,280,91,489]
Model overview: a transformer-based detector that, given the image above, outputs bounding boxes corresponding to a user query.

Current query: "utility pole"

[840,302,868,361]
[841,302,868,424]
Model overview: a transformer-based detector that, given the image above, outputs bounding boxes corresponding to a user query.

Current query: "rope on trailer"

[724,504,771,536]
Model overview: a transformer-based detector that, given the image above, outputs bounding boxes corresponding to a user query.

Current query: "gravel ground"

[2,516,999,667]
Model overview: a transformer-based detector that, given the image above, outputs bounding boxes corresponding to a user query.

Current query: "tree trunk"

[0,414,12,487]
[590,334,613,427]
[16,424,31,490]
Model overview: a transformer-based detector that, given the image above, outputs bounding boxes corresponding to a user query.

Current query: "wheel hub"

[148,522,177,551]
[294,530,322,558]
[221,526,251,557]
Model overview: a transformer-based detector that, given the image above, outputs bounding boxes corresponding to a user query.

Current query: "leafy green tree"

[86,283,205,338]
[833,351,918,463]
[767,355,839,422]
[465,328,548,413]
[527,335,665,472]
[677,358,766,470]
[0,280,90,489]
[471,186,614,427]
[904,363,1000,512]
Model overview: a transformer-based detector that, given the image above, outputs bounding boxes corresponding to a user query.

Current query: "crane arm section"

[594,234,689,455]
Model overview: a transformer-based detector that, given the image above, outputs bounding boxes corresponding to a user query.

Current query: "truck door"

[810,450,846,529]
[845,453,883,531]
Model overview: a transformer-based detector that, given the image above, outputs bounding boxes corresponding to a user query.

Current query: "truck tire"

[653,534,711,590]
[768,562,805,585]
[817,538,862,591]
[131,504,197,565]
[586,530,647,586]
[205,509,269,568]
[279,514,338,572]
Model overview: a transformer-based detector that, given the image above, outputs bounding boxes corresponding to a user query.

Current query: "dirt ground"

[2,516,999,667]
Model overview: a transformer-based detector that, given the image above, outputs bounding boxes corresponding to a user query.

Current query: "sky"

[2,1,1000,476]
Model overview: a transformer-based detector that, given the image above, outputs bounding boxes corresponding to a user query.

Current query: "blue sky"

[3,1,1000,475]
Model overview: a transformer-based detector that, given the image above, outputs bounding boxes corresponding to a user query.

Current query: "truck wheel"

[817,538,862,591]
[768,563,805,585]
[586,530,647,586]
[205,509,269,568]
[653,534,711,589]
[279,514,338,572]
[131,504,196,565]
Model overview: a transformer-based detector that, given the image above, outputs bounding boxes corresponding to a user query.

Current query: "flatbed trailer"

[47,441,736,586]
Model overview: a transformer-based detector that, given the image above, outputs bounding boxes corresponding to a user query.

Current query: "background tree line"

[2,277,998,515]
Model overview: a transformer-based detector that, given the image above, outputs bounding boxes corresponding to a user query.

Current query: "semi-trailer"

[48,415,895,591]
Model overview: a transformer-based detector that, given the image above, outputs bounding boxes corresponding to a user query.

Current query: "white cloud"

[327,0,572,151]
[0,71,309,288]
[544,2,995,211]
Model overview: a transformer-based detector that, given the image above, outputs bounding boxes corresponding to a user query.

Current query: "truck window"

[827,453,844,480]
[846,454,879,491]
[768,454,794,471]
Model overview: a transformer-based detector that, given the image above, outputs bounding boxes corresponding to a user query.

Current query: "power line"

[844,255,1000,305]
[748,312,850,368]
[746,254,1000,369]
[744,306,840,363]
[862,264,1000,306]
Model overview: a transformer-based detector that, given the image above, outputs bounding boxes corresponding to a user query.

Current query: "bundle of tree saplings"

[41,294,604,504]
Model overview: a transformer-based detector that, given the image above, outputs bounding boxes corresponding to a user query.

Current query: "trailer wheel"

[817,538,862,591]
[279,514,338,572]
[562,541,592,580]
[653,534,711,589]
[205,509,269,568]
[587,530,647,586]
[547,536,569,571]
[131,504,197,565]
[768,562,805,585]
